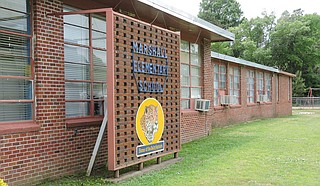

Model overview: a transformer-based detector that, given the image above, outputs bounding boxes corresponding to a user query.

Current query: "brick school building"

[0,0,294,185]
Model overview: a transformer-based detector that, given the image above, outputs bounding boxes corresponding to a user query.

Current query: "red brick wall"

[0,1,107,185]
[180,45,293,143]
[276,75,293,116]
[181,39,213,143]
[0,1,293,185]
[210,65,292,127]
[181,112,208,143]
[211,64,277,127]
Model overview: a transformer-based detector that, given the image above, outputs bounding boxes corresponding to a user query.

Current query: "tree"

[212,12,276,65]
[199,3,320,94]
[292,70,306,96]
[270,11,320,91]
[198,0,244,29]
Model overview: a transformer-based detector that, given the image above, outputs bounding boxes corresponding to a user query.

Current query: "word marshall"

[132,41,167,58]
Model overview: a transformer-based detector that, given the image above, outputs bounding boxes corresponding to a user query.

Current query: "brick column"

[202,38,213,135]
[34,0,65,127]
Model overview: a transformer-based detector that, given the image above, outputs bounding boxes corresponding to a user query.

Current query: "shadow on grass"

[37,121,261,186]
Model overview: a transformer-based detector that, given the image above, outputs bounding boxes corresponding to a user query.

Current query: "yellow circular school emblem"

[136,98,164,145]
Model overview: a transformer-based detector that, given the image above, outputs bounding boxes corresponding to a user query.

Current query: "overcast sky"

[160,0,320,19]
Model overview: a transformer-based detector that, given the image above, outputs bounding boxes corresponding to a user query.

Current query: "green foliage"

[40,110,320,185]
[270,11,320,90]
[211,42,232,55]
[213,12,276,66]
[292,71,306,96]
[198,0,244,29]
[205,5,320,95]
[270,13,310,71]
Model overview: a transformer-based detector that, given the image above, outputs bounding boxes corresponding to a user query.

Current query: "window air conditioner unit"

[195,99,210,112]
[220,95,237,105]
[257,95,268,103]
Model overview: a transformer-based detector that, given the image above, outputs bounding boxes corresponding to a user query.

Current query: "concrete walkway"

[108,157,183,183]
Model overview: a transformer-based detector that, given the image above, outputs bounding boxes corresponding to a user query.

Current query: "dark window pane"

[64,44,89,64]
[93,83,106,99]
[0,32,30,58]
[181,87,190,98]
[181,100,190,109]
[0,78,32,100]
[0,102,32,122]
[65,63,90,80]
[93,66,106,82]
[94,101,104,116]
[92,31,106,49]
[1,0,27,13]
[0,8,29,33]
[180,40,189,52]
[191,88,201,98]
[93,50,106,66]
[92,16,106,33]
[65,82,91,100]
[63,13,88,28]
[66,102,90,118]
[64,24,89,46]
[0,56,30,77]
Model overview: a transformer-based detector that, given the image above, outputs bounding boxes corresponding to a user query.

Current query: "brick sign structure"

[108,12,181,172]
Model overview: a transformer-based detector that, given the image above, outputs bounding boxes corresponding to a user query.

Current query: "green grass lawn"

[39,110,320,186]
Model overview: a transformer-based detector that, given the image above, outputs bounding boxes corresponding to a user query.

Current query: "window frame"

[0,0,35,123]
[276,74,280,102]
[229,66,241,105]
[63,6,107,120]
[288,77,291,101]
[246,69,255,104]
[256,71,264,97]
[180,40,202,110]
[213,62,227,107]
[265,73,272,102]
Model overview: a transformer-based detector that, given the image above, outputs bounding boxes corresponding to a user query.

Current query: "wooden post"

[86,96,108,176]
[114,170,120,178]
[138,162,144,171]
[157,157,161,164]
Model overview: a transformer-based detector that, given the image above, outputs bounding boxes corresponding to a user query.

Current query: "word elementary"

[132,41,169,93]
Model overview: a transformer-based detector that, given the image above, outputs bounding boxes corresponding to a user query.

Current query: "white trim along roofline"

[138,0,235,41]
[211,52,295,77]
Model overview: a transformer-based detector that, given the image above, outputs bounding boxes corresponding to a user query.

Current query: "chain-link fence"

[292,97,320,107]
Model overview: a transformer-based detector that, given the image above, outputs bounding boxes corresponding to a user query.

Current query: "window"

[180,40,201,109]
[64,6,107,118]
[265,73,272,102]
[276,74,279,102]
[246,70,255,103]
[229,66,241,105]
[256,72,264,97]
[213,63,226,106]
[288,78,291,101]
[0,0,33,122]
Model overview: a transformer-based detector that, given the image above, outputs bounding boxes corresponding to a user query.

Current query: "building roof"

[138,0,235,41]
[63,0,235,42]
[211,52,295,77]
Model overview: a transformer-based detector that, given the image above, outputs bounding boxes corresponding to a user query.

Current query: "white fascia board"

[211,52,279,73]
[138,0,235,41]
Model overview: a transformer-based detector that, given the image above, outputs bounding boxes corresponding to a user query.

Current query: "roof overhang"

[138,0,235,42]
[211,52,295,77]
[62,0,235,42]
